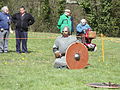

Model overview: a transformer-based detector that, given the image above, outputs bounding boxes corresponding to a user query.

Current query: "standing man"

[57,9,74,34]
[12,6,35,53]
[0,6,11,53]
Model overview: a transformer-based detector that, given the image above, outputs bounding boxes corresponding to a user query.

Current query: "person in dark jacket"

[12,6,35,53]
[0,6,11,53]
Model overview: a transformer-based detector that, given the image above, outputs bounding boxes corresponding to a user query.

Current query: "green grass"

[0,32,120,90]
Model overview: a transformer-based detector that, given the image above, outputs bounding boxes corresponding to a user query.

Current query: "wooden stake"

[101,33,104,62]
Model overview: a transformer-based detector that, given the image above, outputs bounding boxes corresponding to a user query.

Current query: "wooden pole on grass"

[101,33,104,62]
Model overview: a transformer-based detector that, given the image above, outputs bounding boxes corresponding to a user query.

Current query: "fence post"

[101,33,104,62]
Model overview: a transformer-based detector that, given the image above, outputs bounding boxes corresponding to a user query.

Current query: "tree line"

[0,0,120,37]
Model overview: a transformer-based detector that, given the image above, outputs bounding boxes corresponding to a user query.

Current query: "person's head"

[20,6,26,14]
[62,26,70,37]
[81,19,87,25]
[1,6,9,14]
[64,9,71,16]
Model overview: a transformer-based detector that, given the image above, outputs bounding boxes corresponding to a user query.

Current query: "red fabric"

[77,29,96,50]
[84,29,92,43]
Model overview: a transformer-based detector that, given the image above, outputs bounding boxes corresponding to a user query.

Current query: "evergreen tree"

[80,0,120,37]
[0,1,4,10]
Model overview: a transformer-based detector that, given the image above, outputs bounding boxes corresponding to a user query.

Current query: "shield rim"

[65,42,88,69]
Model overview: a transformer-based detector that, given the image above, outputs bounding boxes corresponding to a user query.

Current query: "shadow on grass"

[8,50,34,53]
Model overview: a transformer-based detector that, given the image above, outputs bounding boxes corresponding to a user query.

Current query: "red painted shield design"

[66,42,88,69]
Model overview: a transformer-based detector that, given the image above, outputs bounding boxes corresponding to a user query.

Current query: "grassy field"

[0,32,120,90]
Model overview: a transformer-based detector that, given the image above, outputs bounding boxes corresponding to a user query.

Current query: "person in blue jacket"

[0,6,11,53]
[76,19,97,52]
[76,19,91,35]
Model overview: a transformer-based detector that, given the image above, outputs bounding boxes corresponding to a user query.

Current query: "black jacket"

[12,13,35,31]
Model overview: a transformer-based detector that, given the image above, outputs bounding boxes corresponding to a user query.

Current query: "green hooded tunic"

[57,14,72,33]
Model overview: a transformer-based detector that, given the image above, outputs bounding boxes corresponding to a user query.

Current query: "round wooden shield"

[66,42,88,69]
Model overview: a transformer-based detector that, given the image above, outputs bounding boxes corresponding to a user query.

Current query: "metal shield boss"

[66,42,88,69]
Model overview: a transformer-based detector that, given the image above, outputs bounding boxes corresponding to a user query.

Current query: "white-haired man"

[0,6,11,53]
[57,9,74,34]
[53,26,80,68]
[76,19,97,51]
[76,19,91,35]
